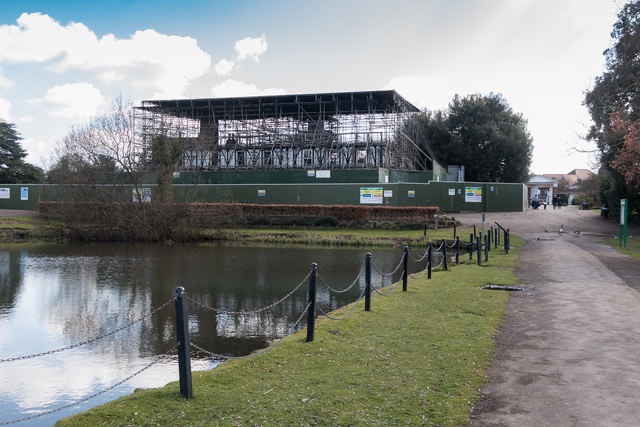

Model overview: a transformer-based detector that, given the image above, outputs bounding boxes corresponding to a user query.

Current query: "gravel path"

[456,206,640,426]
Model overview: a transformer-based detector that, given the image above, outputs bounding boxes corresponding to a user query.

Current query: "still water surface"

[0,242,406,426]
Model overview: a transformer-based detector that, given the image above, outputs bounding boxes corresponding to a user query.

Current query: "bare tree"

[46,96,153,239]
[44,95,218,241]
[51,96,145,189]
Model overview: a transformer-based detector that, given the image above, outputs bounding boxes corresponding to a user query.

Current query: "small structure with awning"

[526,175,558,206]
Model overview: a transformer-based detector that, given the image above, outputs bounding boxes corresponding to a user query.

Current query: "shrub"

[38,202,440,241]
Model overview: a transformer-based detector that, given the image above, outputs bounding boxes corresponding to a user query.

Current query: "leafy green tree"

[413,94,533,182]
[584,1,640,214]
[0,120,44,183]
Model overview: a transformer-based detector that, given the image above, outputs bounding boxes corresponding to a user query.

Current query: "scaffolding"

[135,90,427,172]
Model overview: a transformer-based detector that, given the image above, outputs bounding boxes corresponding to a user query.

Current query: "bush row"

[38,202,441,241]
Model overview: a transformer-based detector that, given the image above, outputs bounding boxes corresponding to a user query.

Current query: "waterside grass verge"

[211,227,460,248]
[0,212,461,247]
[57,235,523,427]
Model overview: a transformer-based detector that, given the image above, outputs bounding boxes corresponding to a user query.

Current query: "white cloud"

[22,136,51,168]
[0,68,13,89]
[214,58,235,76]
[211,35,268,79]
[55,28,211,99]
[15,115,34,124]
[98,70,126,83]
[0,13,70,62]
[29,82,106,119]
[0,97,11,121]
[235,35,267,62]
[0,13,211,99]
[210,79,285,98]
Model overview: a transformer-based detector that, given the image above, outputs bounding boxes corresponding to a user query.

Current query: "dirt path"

[455,206,640,426]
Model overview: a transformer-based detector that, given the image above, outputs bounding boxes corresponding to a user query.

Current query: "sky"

[0,0,626,175]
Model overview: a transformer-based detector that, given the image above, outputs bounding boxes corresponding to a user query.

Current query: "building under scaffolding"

[135,90,428,172]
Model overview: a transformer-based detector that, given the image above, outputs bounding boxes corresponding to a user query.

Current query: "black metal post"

[455,236,460,265]
[442,239,448,271]
[365,253,371,312]
[174,286,193,398]
[484,234,489,262]
[473,225,477,239]
[453,223,457,239]
[402,246,408,292]
[427,242,432,279]
[477,235,482,266]
[306,263,317,342]
[505,229,510,254]
[469,233,474,260]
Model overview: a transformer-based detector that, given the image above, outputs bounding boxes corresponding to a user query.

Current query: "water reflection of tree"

[6,244,401,360]
[0,249,27,316]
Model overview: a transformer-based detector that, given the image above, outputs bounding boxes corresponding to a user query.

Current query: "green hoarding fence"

[1,181,526,213]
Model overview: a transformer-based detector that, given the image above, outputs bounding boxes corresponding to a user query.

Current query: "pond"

[0,242,409,426]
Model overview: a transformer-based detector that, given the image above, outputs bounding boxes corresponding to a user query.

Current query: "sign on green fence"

[465,186,482,203]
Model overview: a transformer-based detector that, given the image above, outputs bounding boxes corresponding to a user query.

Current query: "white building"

[526,175,558,206]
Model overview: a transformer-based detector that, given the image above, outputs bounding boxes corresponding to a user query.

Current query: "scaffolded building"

[136,90,427,172]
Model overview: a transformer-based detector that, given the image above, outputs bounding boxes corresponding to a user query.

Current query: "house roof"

[543,169,594,185]
[138,90,420,121]
[526,175,558,185]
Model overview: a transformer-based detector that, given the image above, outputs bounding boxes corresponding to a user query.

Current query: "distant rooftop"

[544,169,594,185]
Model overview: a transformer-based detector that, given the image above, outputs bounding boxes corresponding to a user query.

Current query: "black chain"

[0,299,173,363]
[0,348,175,425]
[317,271,361,293]
[188,271,310,315]
[190,302,311,360]
[371,256,404,276]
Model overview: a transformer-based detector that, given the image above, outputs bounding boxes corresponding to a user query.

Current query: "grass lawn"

[213,226,467,248]
[0,214,60,241]
[0,215,49,231]
[604,235,640,260]
[57,234,523,426]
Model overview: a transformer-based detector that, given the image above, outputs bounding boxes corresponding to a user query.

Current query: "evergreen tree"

[0,120,43,183]
[413,94,533,182]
